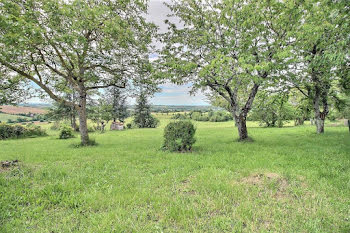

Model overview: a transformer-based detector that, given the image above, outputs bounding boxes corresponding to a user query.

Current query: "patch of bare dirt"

[0,160,19,172]
[241,172,282,184]
[241,172,289,200]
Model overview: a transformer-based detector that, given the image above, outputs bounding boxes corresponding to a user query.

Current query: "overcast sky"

[146,0,208,106]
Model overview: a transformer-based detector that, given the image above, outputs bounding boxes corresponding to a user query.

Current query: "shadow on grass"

[69,138,98,148]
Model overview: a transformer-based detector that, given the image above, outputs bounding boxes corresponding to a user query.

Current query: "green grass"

[0,113,31,122]
[1,116,349,232]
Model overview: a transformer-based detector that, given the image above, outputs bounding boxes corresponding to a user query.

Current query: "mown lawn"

[1,117,349,232]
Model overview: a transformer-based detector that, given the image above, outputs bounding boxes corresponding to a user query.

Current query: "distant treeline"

[172,111,233,122]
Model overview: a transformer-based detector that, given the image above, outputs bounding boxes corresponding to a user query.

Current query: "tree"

[133,91,159,128]
[250,90,293,127]
[47,91,78,130]
[109,87,129,123]
[161,0,300,141]
[288,89,313,126]
[0,0,156,145]
[89,98,113,132]
[290,0,349,133]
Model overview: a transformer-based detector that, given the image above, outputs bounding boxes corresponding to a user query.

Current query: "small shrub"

[59,125,75,139]
[163,121,196,152]
[126,123,132,129]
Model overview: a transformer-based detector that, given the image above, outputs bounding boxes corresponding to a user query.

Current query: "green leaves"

[0,0,157,96]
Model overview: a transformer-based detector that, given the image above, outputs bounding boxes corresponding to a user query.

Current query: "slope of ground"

[0,117,349,232]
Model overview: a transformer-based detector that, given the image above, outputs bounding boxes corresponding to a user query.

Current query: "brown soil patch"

[241,172,289,200]
[241,173,280,185]
[0,105,47,114]
[0,160,19,172]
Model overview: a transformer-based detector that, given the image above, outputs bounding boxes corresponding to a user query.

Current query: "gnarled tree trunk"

[77,91,89,145]
[312,81,328,134]
[235,114,248,141]
[315,117,325,133]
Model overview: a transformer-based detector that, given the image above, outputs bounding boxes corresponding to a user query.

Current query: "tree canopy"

[160,0,301,140]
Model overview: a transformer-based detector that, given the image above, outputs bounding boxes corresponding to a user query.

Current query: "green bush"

[59,125,75,139]
[171,113,188,120]
[133,115,159,128]
[0,123,46,140]
[126,123,132,129]
[25,125,47,137]
[7,119,14,124]
[173,111,232,122]
[87,126,95,133]
[163,121,196,152]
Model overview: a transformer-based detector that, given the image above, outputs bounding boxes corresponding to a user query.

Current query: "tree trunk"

[315,117,325,133]
[78,93,89,145]
[313,84,328,134]
[235,115,248,141]
[71,113,77,131]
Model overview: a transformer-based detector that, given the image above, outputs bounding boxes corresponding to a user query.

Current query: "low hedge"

[0,123,47,140]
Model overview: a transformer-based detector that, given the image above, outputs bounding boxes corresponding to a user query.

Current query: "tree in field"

[250,90,293,128]
[0,0,156,145]
[290,0,349,134]
[133,91,159,128]
[161,0,300,141]
[109,87,129,123]
[89,98,113,132]
[288,90,313,126]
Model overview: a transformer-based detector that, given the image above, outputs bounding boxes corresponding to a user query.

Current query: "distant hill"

[20,103,52,109]
[0,105,47,115]
[150,105,218,112]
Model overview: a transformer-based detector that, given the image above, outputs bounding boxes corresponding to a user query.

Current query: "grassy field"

[1,115,349,232]
[0,113,31,122]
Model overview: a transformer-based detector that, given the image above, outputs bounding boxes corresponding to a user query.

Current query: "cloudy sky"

[146,0,208,106]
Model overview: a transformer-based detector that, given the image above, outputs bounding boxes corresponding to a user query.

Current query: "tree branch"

[0,59,77,108]
[86,82,126,90]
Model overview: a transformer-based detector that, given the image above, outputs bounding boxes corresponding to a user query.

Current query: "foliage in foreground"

[0,123,46,140]
[163,121,196,152]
